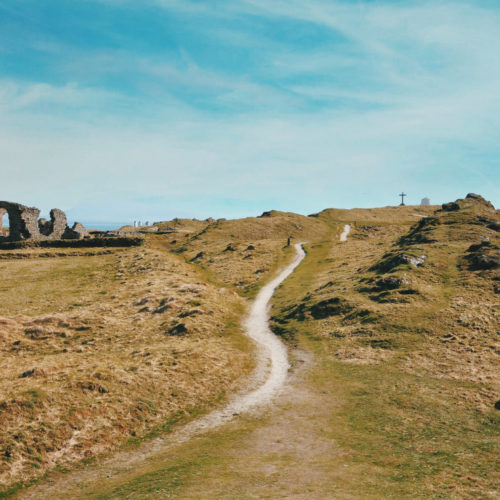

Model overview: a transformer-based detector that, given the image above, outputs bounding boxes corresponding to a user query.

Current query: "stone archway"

[0,201,41,241]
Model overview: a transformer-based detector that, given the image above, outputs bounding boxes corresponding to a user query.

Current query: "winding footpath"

[340,224,351,242]
[21,243,306,499]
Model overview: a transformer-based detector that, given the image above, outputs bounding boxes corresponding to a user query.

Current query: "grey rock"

[0,201,41,240]
[376,275,409,289]
[371,252,426,272]
[62,222,90,240]
[441,201,460,211]
[470,252,500,270]
[406,254,426,267]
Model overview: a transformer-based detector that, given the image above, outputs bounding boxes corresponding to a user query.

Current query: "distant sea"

[1,220,132,231]
[79,221,131,231]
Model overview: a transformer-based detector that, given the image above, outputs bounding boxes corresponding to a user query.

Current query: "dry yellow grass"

[283,197,499,395]
[2,196,499,498]
[162,211,328,295]
[268,195,499,497]
[0,243,252,490]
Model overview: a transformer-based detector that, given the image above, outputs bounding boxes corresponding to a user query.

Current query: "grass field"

[2,196,499,498]
[0,243,253,493]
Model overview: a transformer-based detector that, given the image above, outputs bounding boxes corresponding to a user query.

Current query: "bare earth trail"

[339,224,351,242]
[19,244,307,499]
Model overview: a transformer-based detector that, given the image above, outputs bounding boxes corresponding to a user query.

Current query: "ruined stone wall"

[0,202,41,241]
[0,201,89,242]
[38,209,68,239]
[0,208,6,232]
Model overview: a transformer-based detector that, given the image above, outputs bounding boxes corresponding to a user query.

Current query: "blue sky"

[1,0,499,223]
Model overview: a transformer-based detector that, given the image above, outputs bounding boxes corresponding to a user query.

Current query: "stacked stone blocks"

[0,201,89,241]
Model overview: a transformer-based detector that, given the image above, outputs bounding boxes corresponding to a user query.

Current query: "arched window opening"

[0,208,8,239]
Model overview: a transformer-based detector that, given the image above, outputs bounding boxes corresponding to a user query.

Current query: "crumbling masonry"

[0,201,89,241]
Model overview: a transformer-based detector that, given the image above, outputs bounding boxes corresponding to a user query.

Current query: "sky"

[1,0,499,224]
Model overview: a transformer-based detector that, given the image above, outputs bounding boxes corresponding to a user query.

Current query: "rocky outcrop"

[398,217,441,245]
[376,275,409,289]
[441,201,460,212]
[478,216,500,232]
[470,252,500,269]
[466,239,499,270]
[441,193,495,213]
[0,201,89,242]
[371,252,426,273]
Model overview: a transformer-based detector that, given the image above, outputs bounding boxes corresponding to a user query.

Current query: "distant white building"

[421,197,430,206]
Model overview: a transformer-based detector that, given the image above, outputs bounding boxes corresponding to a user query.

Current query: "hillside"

[2,195,499,499]
[268,194,499,497]
[0,245,252,492]
[155,211,328,296]
[273,194,498,397]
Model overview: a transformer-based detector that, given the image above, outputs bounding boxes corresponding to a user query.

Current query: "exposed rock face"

[371,252,426,273]
[478,216,500,232]
[441,193,495,213]
[441,201,460,212]
[0,201,89,242]
[376,275,409,289]
[468,251,500,270]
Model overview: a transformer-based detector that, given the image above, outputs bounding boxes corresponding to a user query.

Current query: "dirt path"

[19,244,306,499]
[340,224,351,242]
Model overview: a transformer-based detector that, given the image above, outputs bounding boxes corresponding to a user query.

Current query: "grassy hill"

[153,211,328,297]
[269,194,499,497]
[0,245,252,493]
[1,195,498,498]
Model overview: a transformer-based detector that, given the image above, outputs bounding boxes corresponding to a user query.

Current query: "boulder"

[469,252,500,270]
[465,193,495,210]
[376,275,409,289]
[371,252,426,272]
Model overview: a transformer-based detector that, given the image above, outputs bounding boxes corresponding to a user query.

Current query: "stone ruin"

[0,201,90,242]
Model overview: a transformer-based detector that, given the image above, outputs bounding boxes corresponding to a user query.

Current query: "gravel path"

[340,224,351,242]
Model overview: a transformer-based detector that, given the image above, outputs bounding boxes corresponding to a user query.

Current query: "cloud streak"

[0,0,499,222]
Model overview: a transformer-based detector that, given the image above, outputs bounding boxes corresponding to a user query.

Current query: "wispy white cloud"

[1,0,499,220]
